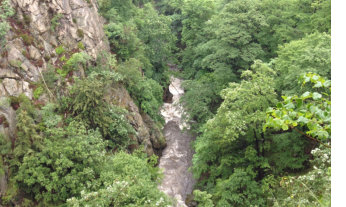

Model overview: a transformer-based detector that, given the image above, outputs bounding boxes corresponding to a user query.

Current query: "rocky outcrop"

[0,0,167,199]
[0,0,165,158]
[108,85,166,156]
[1,0,109,97]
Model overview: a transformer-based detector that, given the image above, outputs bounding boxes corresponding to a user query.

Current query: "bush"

[77,42,85,50]
[42,64,59,89]
[64,73,134,148]
[77,28,84,38]
[274,33,331,95]
[15,122,106,203]
[67,151,171,207]
[118,58,164,122]
[33,85,44,99]
[267,147,331,206]
[0,0,14,49]
[55,45,66,55]
[50,13,63,32]
[214,168,265,207]
[20,34,34,46]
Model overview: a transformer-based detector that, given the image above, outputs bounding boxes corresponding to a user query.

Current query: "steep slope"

[0,0,166,197]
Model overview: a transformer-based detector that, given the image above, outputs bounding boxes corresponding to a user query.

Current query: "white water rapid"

[159,77,195,207]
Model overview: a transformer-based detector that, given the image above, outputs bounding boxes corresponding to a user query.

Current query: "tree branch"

[290,126,330,148]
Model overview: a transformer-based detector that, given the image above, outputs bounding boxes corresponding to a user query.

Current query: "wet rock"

[163,86,173,103]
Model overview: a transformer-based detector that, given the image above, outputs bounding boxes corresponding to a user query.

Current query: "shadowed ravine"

[159,77,196,207]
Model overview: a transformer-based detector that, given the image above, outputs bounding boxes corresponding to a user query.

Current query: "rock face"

[0,0,166,195]
[1,0,110,98]
[107,85,166,156]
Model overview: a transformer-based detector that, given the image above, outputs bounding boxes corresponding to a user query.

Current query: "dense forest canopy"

[0,0,331,206]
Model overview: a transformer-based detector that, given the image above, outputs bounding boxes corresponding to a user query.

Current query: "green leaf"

[297,116,309,124]
[284,102,295,109]
[274,110,283,118]
[312,92,322,100]
[291,121,298,127]
[301,92,311,99]
[296,98,303,108]
[313,81,322,88]
[282,124,289,131]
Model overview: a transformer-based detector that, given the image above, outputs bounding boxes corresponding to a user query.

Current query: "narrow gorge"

[159,77,196,207]
[0,0,332,205]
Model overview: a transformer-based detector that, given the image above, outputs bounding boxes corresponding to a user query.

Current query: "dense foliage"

[163,0,332,206]
[67,151,171,206]
[0,0,14,50]
[0,0,331,206]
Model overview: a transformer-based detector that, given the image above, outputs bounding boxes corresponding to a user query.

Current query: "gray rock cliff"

[0,0,166,196]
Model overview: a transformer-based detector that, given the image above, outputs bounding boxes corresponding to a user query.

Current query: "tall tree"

[192,61,277,206]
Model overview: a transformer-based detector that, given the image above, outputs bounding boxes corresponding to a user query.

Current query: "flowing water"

[159,77,196,207]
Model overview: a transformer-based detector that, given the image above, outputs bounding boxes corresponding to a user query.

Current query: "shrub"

[55,45,65,55]
[15,122,106,203]
[42,64,59,89]
[20,34,34,46]
[77,28,84,38]
[33,85,44,99]
[77,42,85,50]
[67,151,171,207]
[117,58,164,122]
[23,14,31,25]
[0,0,14,49]
[50,13,63,32]
[65,74,133,148]
[59,55,67,62]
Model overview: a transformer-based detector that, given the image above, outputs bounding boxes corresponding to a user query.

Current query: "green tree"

[15,122,106,203]
[136,3,176,84]
[63,72,134,148]
[193,0,266,75]
[273,33,331,95]
[104,21,144,62]
[257,0,330,59]
[118,59,164,122]
[67,151,171,206]
[180,0,268,130]
[180,0,215,78]
[193,190,214,207]
[264,73,331,145]
[192,61,277,206]
[267,147,331,206]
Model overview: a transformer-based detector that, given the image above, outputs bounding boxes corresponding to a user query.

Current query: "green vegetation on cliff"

[0,0,331,206]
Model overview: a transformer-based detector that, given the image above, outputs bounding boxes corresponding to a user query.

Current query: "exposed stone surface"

[29,45,41,60]
[0,100,17,197]
[1,0,110,94]
[108,85,166,156]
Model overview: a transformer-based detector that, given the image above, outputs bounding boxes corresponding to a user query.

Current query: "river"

[158,77,196,207]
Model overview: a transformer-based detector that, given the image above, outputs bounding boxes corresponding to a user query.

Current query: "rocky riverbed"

[159,77,196,207]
